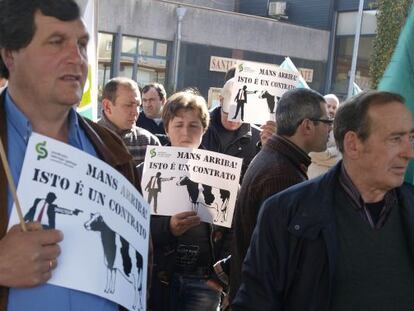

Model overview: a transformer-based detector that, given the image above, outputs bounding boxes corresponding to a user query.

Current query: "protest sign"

[229,60,298,124]
[8,133,149,311]
[141,146,242,228]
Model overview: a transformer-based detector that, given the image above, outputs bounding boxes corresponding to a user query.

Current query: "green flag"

[353,82,362,96]
[280,57,310,89]
[378,4,414,183]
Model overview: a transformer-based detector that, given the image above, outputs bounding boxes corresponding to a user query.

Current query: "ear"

[298,119,314,137]
[0,49,15,73]
[102,99,113,116]
[343,131,361,159]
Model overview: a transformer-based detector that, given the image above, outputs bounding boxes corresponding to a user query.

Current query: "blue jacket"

[233,162,414,311]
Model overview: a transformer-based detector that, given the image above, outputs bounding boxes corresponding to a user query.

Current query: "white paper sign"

[141,146,242,228]
[229,60,299,124]
[8,133,149,311]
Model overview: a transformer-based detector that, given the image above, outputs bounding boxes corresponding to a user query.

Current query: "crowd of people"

[1,1,414,311]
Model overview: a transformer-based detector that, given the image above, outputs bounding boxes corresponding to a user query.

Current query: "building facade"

[97,0,377,100]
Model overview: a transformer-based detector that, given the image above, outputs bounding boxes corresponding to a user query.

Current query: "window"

[138,39,154,56]
[331,36,374,97]
[156,42,168,57]
[122,36,138,54]
[331,11,377,97]
[97,32,114,99]
[97,32,170,93]
[120,35,169,87]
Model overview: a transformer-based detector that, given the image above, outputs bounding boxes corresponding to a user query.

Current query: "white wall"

[98,0,330,62]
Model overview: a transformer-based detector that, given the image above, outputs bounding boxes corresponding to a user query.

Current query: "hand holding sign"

[260,120,277,146]
[0,223,62,287]
[7,133,150,310]
[170,211,201,237]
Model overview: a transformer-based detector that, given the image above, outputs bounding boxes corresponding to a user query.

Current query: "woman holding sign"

[141,90,228,311]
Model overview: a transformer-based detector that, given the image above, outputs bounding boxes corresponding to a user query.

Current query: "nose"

[132,105,139,117]
[67,42,86,65]
[182,125,191,137]
[401,138,414,160]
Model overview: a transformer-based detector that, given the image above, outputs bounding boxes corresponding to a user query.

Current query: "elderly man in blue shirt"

[0,0,141,310]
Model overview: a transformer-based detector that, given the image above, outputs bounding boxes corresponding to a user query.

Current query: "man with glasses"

[233,91,414,310]
[137,83,169,145]
[229,88,331,303]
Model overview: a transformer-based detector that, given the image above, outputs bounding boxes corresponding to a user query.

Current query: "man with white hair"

[202,77,275,180]
[308,93,341,178]
[325,93,339,119]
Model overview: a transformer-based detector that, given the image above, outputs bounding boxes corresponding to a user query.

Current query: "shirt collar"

[265,135,311,171]
[67,107,82,147]
[339,163,365,210]
[339,162,397,211]
[5,90,82,147]
[4,90,32,144]
[98,112,131,136]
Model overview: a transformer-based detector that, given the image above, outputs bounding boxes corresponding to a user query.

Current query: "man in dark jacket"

[98,77,160,166]
[137,83,169,145]
[230,88,332,302]
[233,91,414,311]
[0,1,142,310]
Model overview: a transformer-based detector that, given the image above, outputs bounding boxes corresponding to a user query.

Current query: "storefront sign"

[298,67,314,83]
[210,56,238,73]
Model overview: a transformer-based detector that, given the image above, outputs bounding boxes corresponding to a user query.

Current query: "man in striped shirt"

[98,77,160,165]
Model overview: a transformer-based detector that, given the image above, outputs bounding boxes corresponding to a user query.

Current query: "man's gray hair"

[276,88,326,137]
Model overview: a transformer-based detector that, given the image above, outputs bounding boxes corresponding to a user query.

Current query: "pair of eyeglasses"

[309,118,334,125]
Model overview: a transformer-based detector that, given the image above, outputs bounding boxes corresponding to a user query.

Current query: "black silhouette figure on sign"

[84,213,144,310]
[145,172,174,213]
[232,85,257,121]
[24,192,82,229]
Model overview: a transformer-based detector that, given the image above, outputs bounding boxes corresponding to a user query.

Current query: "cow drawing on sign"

[259,91,280,114]
[84,213,144,310]
[176,176,231,223]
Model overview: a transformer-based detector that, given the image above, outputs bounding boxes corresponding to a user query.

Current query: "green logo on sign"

[35,141,48,160]
[150,148,157,158]
[238,63,244,72]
